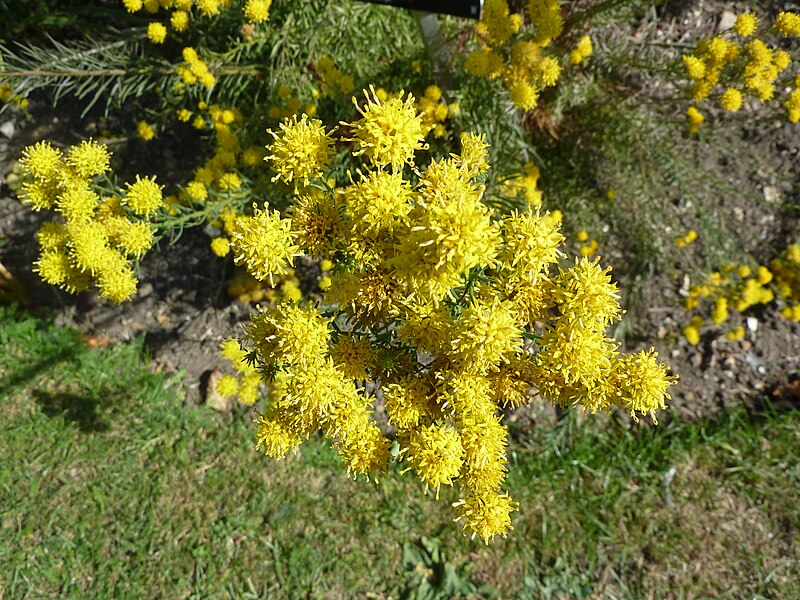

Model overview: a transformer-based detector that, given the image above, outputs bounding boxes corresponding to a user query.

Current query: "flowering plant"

[216,88,677,543]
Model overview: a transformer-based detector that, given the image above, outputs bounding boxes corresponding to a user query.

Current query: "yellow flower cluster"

[0,82,28,108]
[176,102,262,210]
[137,120,156,141]
[176,46,216,90]
[124,0,270,39]
[682,245,800,343]
[574,229,599,258]
[226,266,303,304]
[268,85,317,121]
[466,0,568,111]
[682,12,798,125]
[418,85,450,138]
[229,204,298,285]
[315,55,355,97]
[675,229,698,247]
[18,140,161,303]
[685,106,704,133]
[501,162,543,207]
[346,86,430,169]
[237,93,676,543]
[266,113,334,186]
[216,338,262,406]
[570,35,593,66]
[772,245,800,320]
[147,22,167,44]
[775,12,800,37]
[243,0,271,23]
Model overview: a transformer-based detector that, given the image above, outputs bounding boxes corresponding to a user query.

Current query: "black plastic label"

[355,0,482,19]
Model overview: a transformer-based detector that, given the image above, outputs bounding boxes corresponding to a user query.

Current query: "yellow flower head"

[686,106,704,133]
[612,349,676,422]
[383,377,431,431]
[290,189,345,258]
[37,221,68,251]
[115,219,154,258]
[508,80,539,111]
[393,160,500,300]
[147,22,167,44]
[346,87,430,169]
[734,13,758,37]
[576,35,593,58]
[57,182,99,222]
[218,172,241,191]
[255,414,302,459]
[682,55,706,80]
[458,132,490,177]
[344,169,413,237]
[124,175,164,216]
[171,10,189,31]
[510,41,541,70]
[243,0,271,23]
[21,141,63,179]
[210,236,231,257]
[330,335,374,381]
[97,260,138,303]
[526,0,564,45]
[237,373,261,406]
[775,12,800,37]
[451,298,523,374]
[479,0,522,46]
[404,424,464,496]
[682,324,700,346]
[68,220,111,275]
[534,56,561,87]
[216,374,239,398]
[123,0,143,12]
[266,113,334,187]
[720,87,743,112]
[219,337,247,366]
[185,180,208,201]
[245,303,329,369]
[137,120,156,141]
[229,205,298,284]
[20,178,60,212]
[454,490,517,544]
[196,0,220,16]
[465,48,504,80]
[500,209,563,278]
[532,320,617,411]
[66,140,110,179]
[34,249,72,288]
[424,85,442,101]
[459,412,508,493]
[552,257,622,328]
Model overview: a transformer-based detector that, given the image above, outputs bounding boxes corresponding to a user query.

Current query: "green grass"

[1,305,798,598]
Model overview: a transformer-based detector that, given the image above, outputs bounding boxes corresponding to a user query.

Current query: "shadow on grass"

[0,342,80,399]
[33,390,110,433]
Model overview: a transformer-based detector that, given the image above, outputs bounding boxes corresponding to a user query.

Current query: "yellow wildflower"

[720,88,743,111]
[147,22,167,44]
[243,0,271,23]
[347,87,430,169]
[229,205,298,284]
[137,120,156,141]
[266,114,334,186]
[124,175,164,216]
[734,13,758,37]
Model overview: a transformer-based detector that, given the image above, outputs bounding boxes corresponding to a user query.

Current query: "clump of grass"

[0,306,798,597]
